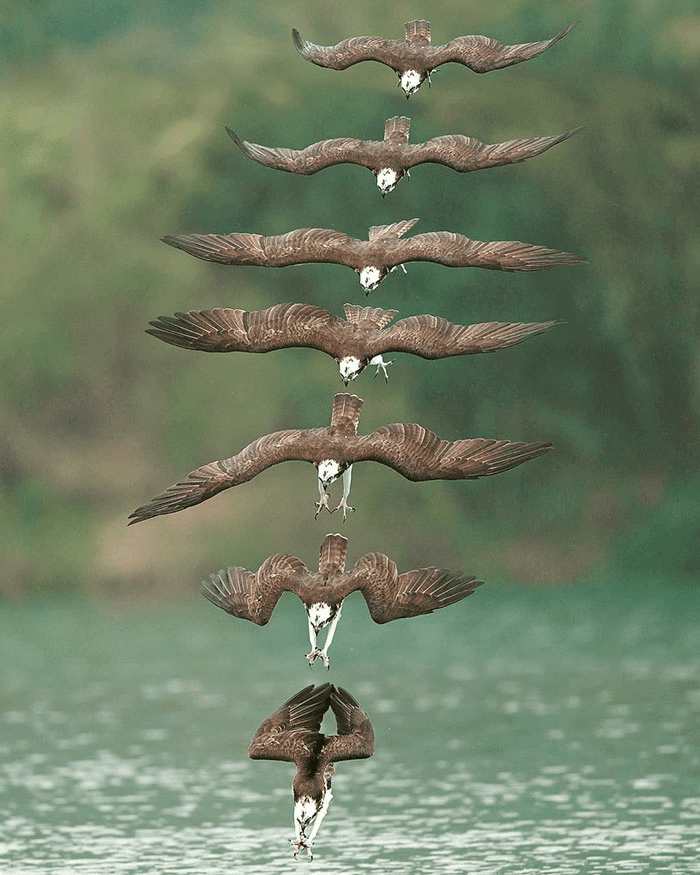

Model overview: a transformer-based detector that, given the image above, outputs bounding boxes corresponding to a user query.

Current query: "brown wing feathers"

[248,683,333,763]
[350,551,484,624]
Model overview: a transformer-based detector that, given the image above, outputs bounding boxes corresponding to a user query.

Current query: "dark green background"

[2,0,698,600]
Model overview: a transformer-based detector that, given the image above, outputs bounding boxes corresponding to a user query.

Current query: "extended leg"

[316,606,342,670]
[369,354,393,382]
[333,466,355,522]
[306,787,333,851]
[314,478,332,518]
[306,616,321,666]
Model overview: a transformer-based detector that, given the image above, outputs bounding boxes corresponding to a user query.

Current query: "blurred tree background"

[1,0,698,601]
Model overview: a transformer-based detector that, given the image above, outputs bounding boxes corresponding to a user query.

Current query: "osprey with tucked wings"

[248,683,374,860]
[162,218,585,294]
[128,393,552,525]
[146,302,557,385]
[203,533,483,667]
[293,19,577,97]
[227,116,584,195]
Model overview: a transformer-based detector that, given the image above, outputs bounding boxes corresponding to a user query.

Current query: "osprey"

[292,19,578,97]
[248,683,374,860]
[203,533,483,667]
[227,116,584,195]
[162,218,585,294]
[127,392,552,525]
[146,301,557,385]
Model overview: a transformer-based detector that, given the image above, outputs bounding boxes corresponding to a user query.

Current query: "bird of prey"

[292,19,578,97]
[203,533,483,667]
[146,301,558,385]
[227,116,584,195]
[127,392,552,525]
[162,218,585,294]
[248,683,374,860]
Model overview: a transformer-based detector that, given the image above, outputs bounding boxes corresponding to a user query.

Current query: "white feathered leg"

[333,466,355,522]
[369,354,393,382]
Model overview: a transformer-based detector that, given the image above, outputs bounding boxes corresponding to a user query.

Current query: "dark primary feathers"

[162,219,585,293]
[146,301,557,379]
[202,532,483,627]
[128,389,552,524]
[247,683,333,763]
[292,19,578,95]
[247,683,374,765]
[226,117,584,191]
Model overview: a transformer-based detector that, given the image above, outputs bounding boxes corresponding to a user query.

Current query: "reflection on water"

[1,582,699,873]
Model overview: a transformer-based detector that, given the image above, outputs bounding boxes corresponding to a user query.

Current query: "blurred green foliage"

[1,0,698,598]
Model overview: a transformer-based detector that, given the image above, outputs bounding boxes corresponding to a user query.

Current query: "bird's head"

[337,355,365,385]
[306,600,339,634]
[398,69,424,97]
[316,459,343,487]
[357,265,384,294]
[375,167,401,196]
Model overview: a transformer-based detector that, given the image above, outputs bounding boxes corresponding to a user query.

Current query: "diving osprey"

[146,301,557,385]
[162,219,585,294]
[248,683,374,860]
[227,117,584,195]
[127,393,552,525]
[203,533,483,667]
[292,19,578,97]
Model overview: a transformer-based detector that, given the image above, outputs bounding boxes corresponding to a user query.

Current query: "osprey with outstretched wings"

[146,301,557,385]
[292,19,578,97]
[128,393,552,525]
[227,116,584,195]
[162,218,585,294]
[203,532,483,667]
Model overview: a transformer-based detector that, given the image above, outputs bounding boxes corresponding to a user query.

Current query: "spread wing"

[430,21,578,72]
[369,316,557,360]
[162,227,359,268]
[293,28,405,70]
[146,303,347,357]
[202,553,309,625]
[320,686,374,764]
[393,231,586,271]
[355,425,552,481]
[350,551,483,624]
[248,683,333,764]
[403,126,584,172]
[127,428,321,524]
[226,127,379,174]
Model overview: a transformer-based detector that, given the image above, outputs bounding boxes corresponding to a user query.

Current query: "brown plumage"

[162,218,585,294]
[227,116,584,194]
[248,683,374,859]
[127,392,552,525]
[203,533,483,667]
[146,301,558,385]
[293,19,578,96]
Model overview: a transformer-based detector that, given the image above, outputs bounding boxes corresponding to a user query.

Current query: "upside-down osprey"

[248,683,374,860]
[227,116,584,195]
[127,393,552,525]
[203,533,483,667]
[146,302,557,385]
[292,19,577,97]
[162,218,585,294]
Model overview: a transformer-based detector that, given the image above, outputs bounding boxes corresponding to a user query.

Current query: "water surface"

[1,581,699,872]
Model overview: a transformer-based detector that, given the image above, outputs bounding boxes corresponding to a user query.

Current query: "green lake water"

[1,579,699,873]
